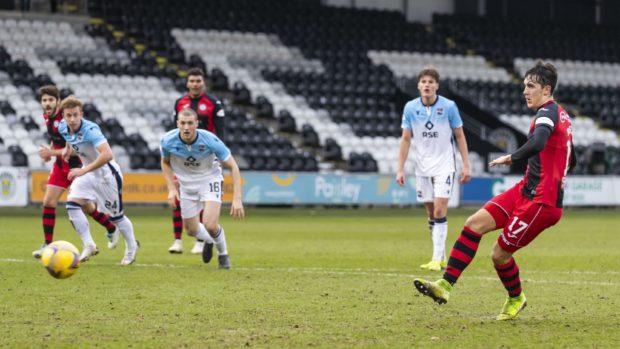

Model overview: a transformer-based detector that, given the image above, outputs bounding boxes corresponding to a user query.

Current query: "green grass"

[1,206,619,348]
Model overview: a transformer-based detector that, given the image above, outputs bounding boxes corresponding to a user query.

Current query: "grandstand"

[1,0,619,176]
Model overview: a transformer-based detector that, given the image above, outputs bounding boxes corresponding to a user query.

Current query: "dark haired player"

[33,85,119,259]
[413,61,575,321]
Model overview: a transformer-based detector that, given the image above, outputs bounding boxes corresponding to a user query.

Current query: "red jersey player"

[167,68,225,255]
[413,61,575,320]
[32,85,119,258]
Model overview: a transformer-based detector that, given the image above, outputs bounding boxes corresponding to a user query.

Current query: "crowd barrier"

[0,167,618,207]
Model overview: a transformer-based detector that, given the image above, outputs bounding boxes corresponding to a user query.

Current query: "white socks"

[198,225,228,255]
[113,216,137,250]
[213,226,228,255]
[195,224,210,242]
[432,217,448,261]
[67,205,95,247]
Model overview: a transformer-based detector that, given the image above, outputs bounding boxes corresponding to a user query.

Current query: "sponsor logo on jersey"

[423,121,438,137]
[184,156,200,167]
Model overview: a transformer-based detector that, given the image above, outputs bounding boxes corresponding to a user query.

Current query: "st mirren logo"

[0,171,16,199]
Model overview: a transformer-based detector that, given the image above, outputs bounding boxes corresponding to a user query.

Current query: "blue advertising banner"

[460,177,503,204]
[242,173,419,205]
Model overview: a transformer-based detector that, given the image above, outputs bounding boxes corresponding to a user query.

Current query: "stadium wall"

[1,168,619,207]
[323,0,454,23]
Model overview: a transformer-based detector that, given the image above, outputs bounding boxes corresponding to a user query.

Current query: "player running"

[160,108,244,269]
[58,95,139,265]
[32,85,119,259]
[168,67,226,254]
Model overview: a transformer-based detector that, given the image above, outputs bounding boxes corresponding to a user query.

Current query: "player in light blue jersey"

[160,108,244,269]
[396,67,471,272]
[58,96,139,266]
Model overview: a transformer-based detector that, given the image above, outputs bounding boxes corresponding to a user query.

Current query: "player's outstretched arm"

[396,129,412,186]
[489,154,512,167]
[160,156,179,208]
[221,156,245,219]
[38,143,62,162]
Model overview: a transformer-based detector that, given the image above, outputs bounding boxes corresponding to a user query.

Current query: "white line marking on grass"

[1,258,25,262]
[234,267,620,287]
[3,258,617,286]
[134,263,191,269]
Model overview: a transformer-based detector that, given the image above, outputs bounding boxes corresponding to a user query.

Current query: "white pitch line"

[3,258,618,286]
[233,267,620,287]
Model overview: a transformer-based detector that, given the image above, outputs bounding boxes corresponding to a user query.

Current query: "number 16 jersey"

[160,129,231,190]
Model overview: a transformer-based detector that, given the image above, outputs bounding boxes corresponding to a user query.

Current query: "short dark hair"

[178,107,198,120]
[38,85,60,101]
[524,61,558,94]
[417,66,440,83]
[187,67,205,78]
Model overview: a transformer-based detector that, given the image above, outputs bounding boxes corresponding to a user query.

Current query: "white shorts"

[416,173,455,203]
[67,169,124,219]
[179,174,224,219]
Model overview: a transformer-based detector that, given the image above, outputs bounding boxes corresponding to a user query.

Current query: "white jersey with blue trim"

[160,129,231,188]
[58,118,121,178]
[401,95,463,177]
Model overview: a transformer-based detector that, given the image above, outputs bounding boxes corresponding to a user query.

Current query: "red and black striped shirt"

[173,92,226,140]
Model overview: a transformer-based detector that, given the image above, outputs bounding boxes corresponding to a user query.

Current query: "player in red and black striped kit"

[167,68,226,255]
[413,61,575,320]
[32,85,119,258]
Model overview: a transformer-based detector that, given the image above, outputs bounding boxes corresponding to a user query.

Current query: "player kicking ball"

[413,61,575,320]
[160,108,244,268]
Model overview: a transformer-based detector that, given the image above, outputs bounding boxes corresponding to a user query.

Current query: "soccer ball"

[40,241,80,279]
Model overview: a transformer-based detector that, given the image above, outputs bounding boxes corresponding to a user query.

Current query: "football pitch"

[1,206,619,348]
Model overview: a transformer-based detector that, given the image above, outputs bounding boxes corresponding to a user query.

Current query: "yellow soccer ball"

[40,241,80,279]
